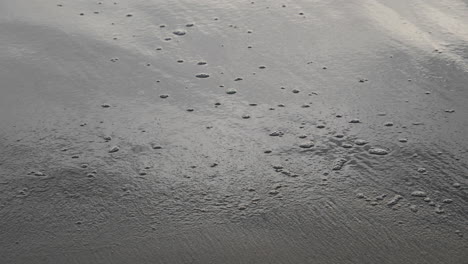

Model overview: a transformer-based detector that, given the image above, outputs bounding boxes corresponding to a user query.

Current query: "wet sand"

[0,0,467,263]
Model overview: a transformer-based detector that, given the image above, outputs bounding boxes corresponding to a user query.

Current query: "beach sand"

[0,0,467,263]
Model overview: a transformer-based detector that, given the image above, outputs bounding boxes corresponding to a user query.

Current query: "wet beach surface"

[0,0,467,263]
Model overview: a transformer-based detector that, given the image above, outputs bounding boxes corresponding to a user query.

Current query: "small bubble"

[411,191,427,197]
[299,141,314,148]
[196,73,210,78]
[409,205,418,212]
[269,131,283,137]
[108,146,120,153]
[435,206,444,214]
[368,148,389,155]
[332,158,347,171]
[354,139,368,145]
[173,30,186,36]
[417,167,426,173]
[226,88,237,94]
[387,195,403,206]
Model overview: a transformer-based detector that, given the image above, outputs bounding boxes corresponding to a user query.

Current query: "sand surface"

[0,0,467,263]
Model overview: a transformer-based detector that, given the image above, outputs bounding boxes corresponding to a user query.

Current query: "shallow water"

[0,0,467,263]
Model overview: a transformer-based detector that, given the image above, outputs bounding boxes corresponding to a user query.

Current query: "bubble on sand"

[234,77,243,81]
[368,148,389,155]
[299,141,314,148]
[226,88,237,94]
[356,193,365,199]
[435,206,445,214]
[272,165,283,170]
[417,167,426,173]
[151,143,162,150]
[342,143,353,149]
[409,205,418,212]
[384,122,394,127]
[387,195,403,206]
[196,73,210,78]
[398,138,408,143]
[354,139,368,145]
[269,190,279,195]
[349,119,361,123]
[238,204,247,210]
[445,109,455,113]
[242,114,250,119]
[375,194,387,201]
[453,183,461,188]
[442,199,453,204]
[411,191,427,197]
[269,131,283,137]
[109,146,120,153]
[173,30,186,36]
[332,158,347,170]
[33,171,46,177]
